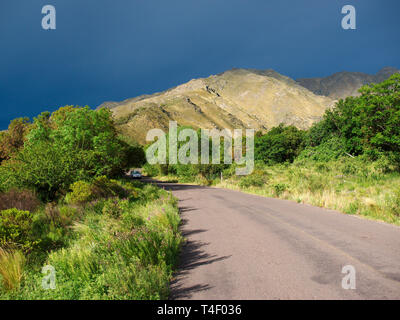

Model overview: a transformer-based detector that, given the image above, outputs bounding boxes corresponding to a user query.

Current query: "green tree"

[255,124,306,164]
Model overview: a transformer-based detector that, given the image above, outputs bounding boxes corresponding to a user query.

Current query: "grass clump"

[0,248,25,291]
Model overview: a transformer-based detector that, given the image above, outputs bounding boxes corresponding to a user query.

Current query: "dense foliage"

[0,106,145,200]
[255,124,306,164]
[306,73,400,163]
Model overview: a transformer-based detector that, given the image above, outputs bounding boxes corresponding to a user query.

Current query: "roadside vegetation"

[145,74,400,225]
[0,106,182,299]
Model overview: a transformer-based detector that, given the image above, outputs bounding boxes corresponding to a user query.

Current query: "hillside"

[296,66,399,100]
[102,69,334,144]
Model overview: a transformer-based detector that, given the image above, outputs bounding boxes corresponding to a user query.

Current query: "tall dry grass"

[0,248,25,291]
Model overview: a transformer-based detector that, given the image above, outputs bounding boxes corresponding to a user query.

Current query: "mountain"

[104,69,334,144]
[296,67,399,100]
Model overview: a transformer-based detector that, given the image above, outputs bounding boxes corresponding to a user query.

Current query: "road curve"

[154,181,400,300]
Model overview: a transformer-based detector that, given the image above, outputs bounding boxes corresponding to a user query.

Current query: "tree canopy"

[0,106,145,199]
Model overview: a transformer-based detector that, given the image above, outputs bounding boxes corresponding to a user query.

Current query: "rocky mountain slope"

[104,69,334,144]
[296,67,399,100]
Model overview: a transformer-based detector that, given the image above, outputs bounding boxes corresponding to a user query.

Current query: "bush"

[59,206,80,222]
[65,177,129,205]
[239,174,266,188]
[138,184,162,203]
[174,164,199,178]
[45,203,79,227]
[0,189,40,212]
[102,198,122,218]
[255,124,306,164]
[194,175,213,186]
[273,183,287,196]
[92,176,128,198]
[65,181,94,205]
[371,153,400,174]
[297,136,347,162]
[0,209,40,252]
[142,163,159,177]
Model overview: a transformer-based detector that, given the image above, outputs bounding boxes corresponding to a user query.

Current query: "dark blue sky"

[1,0,399,129]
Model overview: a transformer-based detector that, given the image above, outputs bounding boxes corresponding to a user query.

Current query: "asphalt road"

[153,181,400,300]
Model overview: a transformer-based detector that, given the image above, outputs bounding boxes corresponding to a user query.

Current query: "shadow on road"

[169,208,231,299]
[170,238,231,299]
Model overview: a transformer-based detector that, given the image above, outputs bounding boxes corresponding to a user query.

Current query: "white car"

[131,170,142,179]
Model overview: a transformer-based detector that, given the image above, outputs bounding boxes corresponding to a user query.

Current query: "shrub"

[273,183,287,197]
[102,198,122,218]
[255,124,306,164]
[45,203,79,227]
[65,177,129,205]
[239,174,266,189]
[341,159,360,176]
[138,184,162,203]
[0,209,40,252]
[297,136,347,162]
[65,181,94,204]
[371,153,400,174]
[0,189,40,212]
[174,164,199,178]
[0,248,25,291]
[195,175,213,186]
[88,199,107,215]
[142,163,159,177]
[92,176,128,198]
[59,206,80,222]
[122,211,145,229]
